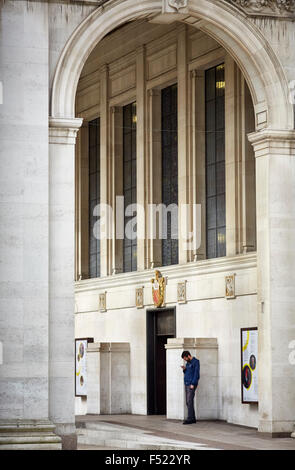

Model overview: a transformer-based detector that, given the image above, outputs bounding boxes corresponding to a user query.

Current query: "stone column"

[248,129,295,436]
[0,0,60,450]
[75,122,89,280]
[165,338,218,421]
[100,343,131,415]
[49,117,83,449]
[86,343,101,415]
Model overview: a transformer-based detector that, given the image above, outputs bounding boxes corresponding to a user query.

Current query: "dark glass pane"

[216,132,225,162]
[123,102,137,273]
[206,101,216,132]
[207,229,217,259]
[217,227,226,257]
[206,67,216,101]
[89,253,97,279]
[207,196,216,230]
[206,132,215,165]
[216,64,225,97]
[206,164,216,198]
[88,117,101,278]
[132,244,137,272]
[123,133,132,161]
[217,194,226,227]
[205,64,226,260]
[161,84,178,266]
[216,161,225,195]
[216,97,225,130]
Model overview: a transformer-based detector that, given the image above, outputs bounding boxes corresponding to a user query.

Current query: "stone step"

[76,423,220,450]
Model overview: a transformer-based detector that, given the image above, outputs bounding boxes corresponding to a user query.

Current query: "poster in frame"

[241,327,258,404]
[75,337,94,397]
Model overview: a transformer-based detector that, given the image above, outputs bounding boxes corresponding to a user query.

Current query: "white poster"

[241,328,258,403]
[75,338,92,397]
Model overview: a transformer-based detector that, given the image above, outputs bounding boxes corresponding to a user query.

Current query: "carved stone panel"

[226,0,295,18]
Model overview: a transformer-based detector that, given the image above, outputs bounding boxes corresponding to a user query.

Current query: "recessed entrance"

[146,307,176,415]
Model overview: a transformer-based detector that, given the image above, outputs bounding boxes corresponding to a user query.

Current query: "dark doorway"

[146,307,176,415]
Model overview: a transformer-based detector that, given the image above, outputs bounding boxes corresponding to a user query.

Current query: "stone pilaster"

[86,343,101,415]
[249,129,295,436]
[49,116,83,449]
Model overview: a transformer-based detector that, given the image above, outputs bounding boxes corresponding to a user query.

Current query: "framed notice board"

[75,337,94,397]
[241,328,258,404]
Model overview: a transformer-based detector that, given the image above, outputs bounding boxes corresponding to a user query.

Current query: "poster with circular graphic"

[241,328,258,404]
[75,338,93,397]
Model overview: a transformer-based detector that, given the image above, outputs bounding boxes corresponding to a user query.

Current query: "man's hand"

[189,385,194,390]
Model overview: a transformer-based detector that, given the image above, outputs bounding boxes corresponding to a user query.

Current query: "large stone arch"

[51,0,293,130]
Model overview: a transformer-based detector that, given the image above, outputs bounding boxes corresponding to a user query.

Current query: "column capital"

[248,129,295,158]
[49,117,83,145]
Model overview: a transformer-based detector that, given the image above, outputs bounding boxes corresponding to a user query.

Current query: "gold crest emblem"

[151,270,166,308]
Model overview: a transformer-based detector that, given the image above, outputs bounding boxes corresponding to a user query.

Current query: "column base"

[54,423,77,450]
[258,419,295,437]
[0,419,62,450]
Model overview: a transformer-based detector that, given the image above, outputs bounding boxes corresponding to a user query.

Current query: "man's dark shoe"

[182,419,196,425]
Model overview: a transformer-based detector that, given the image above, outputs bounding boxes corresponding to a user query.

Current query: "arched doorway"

[49,0,295,439]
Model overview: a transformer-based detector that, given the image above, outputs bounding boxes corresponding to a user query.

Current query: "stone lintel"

[165,337,218,349]
[100,342,130,353]
[87,342,101,353]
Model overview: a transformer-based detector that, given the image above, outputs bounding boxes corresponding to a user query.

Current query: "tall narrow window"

[161,84,178,266]
[123,102,137,273]
[89,118,101,278]
[205,64,226,259]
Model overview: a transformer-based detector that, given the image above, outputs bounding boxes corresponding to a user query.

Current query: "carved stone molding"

[226,0,295,18]
[162,0,189,14]
[168,0,188,10]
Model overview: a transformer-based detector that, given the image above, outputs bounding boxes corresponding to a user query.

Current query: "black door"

[146,308,176,415]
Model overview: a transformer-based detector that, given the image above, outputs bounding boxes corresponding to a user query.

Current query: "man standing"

[181,351,200,425]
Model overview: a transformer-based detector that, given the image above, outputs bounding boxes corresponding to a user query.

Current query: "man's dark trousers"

[185,385,197,421]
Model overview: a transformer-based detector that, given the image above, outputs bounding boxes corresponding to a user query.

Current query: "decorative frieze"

[135,287,144,309]
[99,292,107,312]
[225,274,236,299]
[177,281,187,304]
[226,0,295,18]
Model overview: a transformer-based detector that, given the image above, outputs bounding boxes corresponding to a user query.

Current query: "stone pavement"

[76,415,295,451]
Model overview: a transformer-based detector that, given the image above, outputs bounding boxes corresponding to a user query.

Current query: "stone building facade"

[0,0,295,449]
